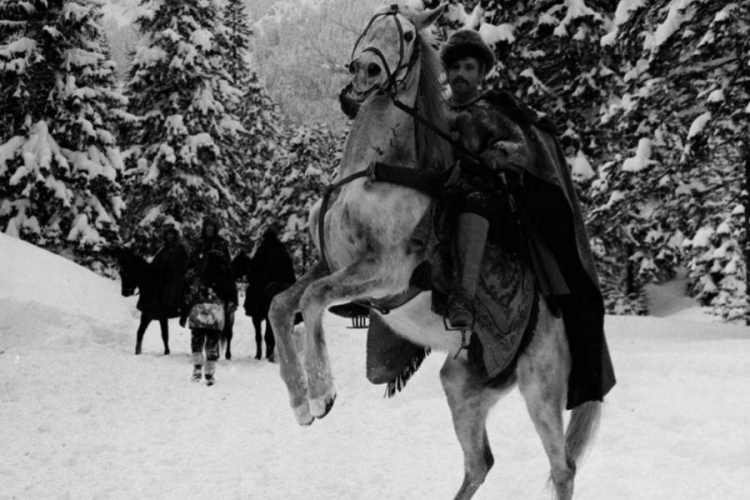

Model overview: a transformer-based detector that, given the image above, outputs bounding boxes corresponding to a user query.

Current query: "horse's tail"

[565,400,602,466]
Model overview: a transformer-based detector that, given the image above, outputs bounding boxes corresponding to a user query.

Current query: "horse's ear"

[415,3,446,30]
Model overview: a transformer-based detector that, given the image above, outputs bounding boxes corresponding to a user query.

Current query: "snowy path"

[1,234,750,499]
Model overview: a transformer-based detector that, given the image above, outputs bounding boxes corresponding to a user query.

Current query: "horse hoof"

[255,352,262,360]
[309,390,337,419]
[164,349,170,356]
[293,402,315,426]
[135,346,142,355]
[225,353,232,361]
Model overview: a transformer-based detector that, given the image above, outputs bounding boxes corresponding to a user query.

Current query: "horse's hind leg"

[252,317,263,360]
[516,299,573,500]
[269,261,329,425]
[264,320,276,362]
[158,317,170,355]
[440,354,512,500]
[223,313,233,360]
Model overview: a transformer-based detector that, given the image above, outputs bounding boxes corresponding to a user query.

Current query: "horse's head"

[115,248,139,297]
[346,3,445,104]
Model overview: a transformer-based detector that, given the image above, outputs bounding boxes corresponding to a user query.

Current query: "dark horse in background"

[116,248,234,358]
[232,229,301,362]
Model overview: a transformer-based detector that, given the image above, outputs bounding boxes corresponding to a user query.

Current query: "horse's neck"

[133,255,154,286]
[339,89,419,178]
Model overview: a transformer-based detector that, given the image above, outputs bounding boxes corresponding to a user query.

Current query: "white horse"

[268,4,601,499]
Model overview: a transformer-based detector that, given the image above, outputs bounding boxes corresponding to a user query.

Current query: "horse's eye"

[348,61,357,75]
[404,31,414,42]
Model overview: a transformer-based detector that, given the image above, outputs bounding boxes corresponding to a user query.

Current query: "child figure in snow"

[180,249,238,385]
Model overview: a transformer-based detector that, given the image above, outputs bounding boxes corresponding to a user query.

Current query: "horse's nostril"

[367,63,381,78]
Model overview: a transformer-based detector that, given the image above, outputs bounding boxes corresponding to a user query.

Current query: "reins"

[318,5,519,273]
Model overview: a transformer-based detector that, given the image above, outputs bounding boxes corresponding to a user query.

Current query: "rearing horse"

[268,5,601,500]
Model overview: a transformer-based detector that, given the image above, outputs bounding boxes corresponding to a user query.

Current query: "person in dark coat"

[134,223,188,355]
[190,215,232,268]
[243,228,297,362]
[151,223,189,318]
[180,250,238,385]
[439,29,615,409]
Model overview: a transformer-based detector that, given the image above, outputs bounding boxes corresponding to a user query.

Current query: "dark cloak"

[451,90,616,409]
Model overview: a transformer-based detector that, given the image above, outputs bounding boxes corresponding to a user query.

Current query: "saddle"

[364,203,539,395]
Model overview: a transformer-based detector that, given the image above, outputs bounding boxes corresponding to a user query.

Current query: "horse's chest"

[325,182,427,265]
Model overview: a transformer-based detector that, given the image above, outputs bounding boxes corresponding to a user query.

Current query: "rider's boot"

[447,212,489,330]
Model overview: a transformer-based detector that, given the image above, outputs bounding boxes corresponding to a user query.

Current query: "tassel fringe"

[384,347,431,398]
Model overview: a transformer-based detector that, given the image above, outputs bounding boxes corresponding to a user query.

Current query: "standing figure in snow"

[189,215,236,358]
[242,227,297,362]
[180,250,238,385]
[120,222,188,356]
[440,29,615,408]
[190,215,232,267]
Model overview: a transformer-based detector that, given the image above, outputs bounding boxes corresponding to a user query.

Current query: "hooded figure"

[181,249,238,385]
[150,223,189,318]
[190,215,231,270]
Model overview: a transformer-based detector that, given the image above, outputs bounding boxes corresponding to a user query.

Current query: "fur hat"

[440,29,496,70]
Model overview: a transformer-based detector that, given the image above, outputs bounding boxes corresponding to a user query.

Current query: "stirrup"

[444,295,476,332]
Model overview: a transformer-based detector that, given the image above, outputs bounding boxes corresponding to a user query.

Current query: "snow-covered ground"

[1,232,749,500]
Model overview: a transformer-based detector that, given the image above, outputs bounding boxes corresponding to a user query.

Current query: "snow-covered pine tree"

[221,0,252,88]
[0,0,131,271]
[123,0,245,255]
[250,123,339,275]
[593,0,750,320]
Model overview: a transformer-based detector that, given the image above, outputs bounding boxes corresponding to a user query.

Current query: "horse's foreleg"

[298,260,384,419]
[269,261,329,426]
[517,298,573,500]
[440,354,512,500]
[135,315,150,355]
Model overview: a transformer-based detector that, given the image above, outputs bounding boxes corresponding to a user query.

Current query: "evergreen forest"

[1,0,748,322]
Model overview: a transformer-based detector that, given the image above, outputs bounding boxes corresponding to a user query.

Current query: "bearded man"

[441,29,615,409]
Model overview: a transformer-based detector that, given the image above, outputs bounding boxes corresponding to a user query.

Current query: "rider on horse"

[440,30,615,409]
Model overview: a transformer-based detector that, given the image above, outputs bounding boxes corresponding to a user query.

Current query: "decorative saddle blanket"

[365,206,538,394]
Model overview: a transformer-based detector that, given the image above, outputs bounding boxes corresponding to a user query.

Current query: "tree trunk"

[625,243,636,296]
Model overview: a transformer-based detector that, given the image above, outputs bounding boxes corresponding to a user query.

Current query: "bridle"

[348,4,421,96]
[318,5,489,273]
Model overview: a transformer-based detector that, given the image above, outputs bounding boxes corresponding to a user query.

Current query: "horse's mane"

[413,26,452,172]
